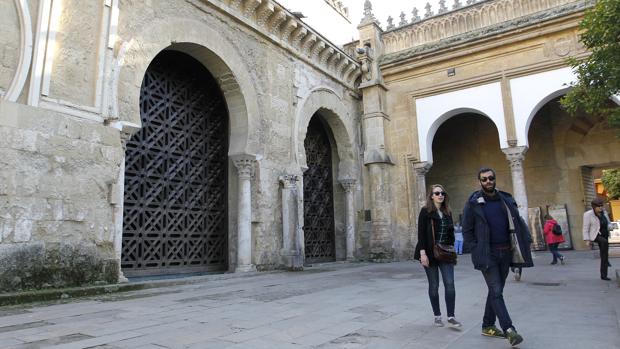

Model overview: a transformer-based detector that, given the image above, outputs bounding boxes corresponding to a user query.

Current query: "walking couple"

[414,168,533,347]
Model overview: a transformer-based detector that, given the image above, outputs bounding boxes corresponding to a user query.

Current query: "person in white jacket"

[582,197,612,280]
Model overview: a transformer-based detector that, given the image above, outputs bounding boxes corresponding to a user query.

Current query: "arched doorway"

[303,116,336,263]
[427,113,510,219]
[121,50,229,276]
[525,96,620,250]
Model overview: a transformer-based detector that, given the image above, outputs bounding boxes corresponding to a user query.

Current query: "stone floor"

[0,250,618,349]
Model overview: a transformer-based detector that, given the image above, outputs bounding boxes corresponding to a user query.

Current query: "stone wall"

[0,100,121,291]
[0,0,362,290]
[379,8,588,256]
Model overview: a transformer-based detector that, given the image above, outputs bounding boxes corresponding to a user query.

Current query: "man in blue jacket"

[463,167,533,347]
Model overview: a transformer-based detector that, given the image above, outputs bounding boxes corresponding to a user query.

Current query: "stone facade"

[1,0,617,292]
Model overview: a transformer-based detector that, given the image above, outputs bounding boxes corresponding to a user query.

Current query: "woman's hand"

[420,254,429,267]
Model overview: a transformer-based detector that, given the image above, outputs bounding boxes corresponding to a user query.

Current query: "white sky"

[348,0,443,29]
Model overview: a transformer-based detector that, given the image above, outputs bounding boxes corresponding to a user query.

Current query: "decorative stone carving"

[357,45,373,82]
[267,9,287,33]
[243,0,262,18]
[411,8,421,23]
[280,17,298,41]
[502,146,529,219]
[201,0,360,89]
[359,0,378,25]
[386,16,394,30]
[424,2,434,18]
[399,12,407,26]
[255,1,275,26]
[438,0,448,14]
[413,161,432,211]
[381,0,585,56]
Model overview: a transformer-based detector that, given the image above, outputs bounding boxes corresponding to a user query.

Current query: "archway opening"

[303,114,338,264]
[524,96,620,250]
[121,50,229,277]
[427,113,510,220]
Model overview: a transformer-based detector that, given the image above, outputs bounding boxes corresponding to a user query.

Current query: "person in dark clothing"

[414,184,462,328]
[582,197,612,280]
[463,168,533,347]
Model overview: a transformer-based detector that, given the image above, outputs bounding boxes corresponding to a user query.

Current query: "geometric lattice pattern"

[303,117,336,263]
[122,51,228,276]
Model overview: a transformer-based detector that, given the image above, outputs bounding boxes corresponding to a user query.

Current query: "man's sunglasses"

[433,191,446,196]
[479,176,495,183]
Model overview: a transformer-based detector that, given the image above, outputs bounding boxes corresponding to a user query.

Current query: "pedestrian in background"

[414,184,462,328]
[463,168,533,347]
[454,221,464,255]
[582,197,612,280]
[543,213,565,265]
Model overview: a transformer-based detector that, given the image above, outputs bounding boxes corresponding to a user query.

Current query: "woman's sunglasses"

[433,191,446,196]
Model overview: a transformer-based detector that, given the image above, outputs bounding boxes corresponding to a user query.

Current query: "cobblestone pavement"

[0,251,618,349]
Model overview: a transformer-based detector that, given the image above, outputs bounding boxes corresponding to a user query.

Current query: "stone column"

[110,121,140,283]
[340,179,357,261]
[502,146,529,219]
[232,155,257,272]
[279,174,303,270]
[367,163,393,261]
[412,161,432,214]
[357,9,394,261]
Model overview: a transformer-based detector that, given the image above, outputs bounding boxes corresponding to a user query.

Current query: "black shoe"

[608,262,612,267]
[550,261,557,265]
[601,276,611,281]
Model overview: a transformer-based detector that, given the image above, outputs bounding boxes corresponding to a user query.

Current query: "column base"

[117,272,129,283]
[235,264,257,273]
[281,249,304,271]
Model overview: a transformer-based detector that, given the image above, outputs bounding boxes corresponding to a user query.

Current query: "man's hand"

[585,240,592,247]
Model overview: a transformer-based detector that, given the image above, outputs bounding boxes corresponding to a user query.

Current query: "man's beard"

[482,183,496,194]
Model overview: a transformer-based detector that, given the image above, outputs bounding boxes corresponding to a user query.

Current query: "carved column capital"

[232,154,258,179]
[412,161,432,176]
[502,146,528,170]
[279,174,300,189]
[340,179,357,193]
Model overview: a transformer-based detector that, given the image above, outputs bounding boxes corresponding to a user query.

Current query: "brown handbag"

[431,219,457,263]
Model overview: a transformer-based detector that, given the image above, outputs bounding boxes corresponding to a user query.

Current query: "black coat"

[462,190,534,271]
[414,207,455,265]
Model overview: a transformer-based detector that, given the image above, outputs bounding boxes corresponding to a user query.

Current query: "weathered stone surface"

[0,242,118,292]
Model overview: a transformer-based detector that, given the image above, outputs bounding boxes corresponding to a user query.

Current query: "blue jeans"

[424,262,455,317]
[454,240,463,254]
[481,247,514,332]
[548,242,563,263]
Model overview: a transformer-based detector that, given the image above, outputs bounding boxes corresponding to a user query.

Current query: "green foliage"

[602,169,620,200]
[560,0,620,129]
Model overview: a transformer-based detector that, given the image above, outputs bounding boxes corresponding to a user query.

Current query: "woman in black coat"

[414,184,462,328]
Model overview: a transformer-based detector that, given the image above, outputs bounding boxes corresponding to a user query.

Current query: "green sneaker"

[481,326,505,338]
[505,328,523,347]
